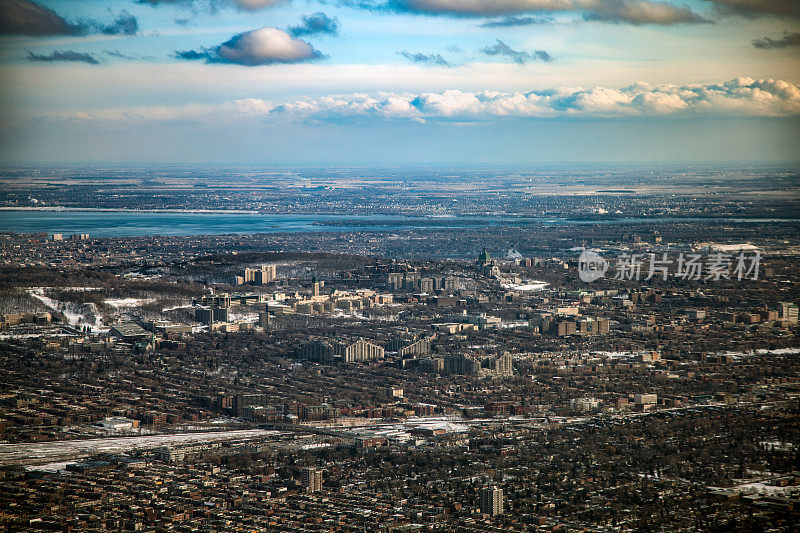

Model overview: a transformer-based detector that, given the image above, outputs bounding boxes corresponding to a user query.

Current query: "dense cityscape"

[2,0,798,528]
[0,166,798,532]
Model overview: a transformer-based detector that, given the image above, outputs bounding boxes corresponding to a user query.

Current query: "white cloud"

[217,27,319,65]
[45,78,800,123]
[280,78,800,118]
[175,27,322,65]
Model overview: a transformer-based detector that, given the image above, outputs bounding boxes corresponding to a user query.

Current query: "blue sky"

[0,0,798,164]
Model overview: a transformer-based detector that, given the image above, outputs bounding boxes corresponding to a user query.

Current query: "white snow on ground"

[85,426,157,436]
[170,425,214,432]
[733,482,799,496]
[28,289,104,331]
[0,333,70,340]
[209,418,239,425]
[501,320,530,329]
[716,348,800,358]
[503,281,549,291]
[35,287,103,292]
[760,441,797,451]
[592,351,638,359]
[0,429,278,466]
[328,416,468,434]
[27,461,74,473]
[162,304,192,312]
[229,311,257,323]
[404,418,468,433]
[330,310,398,321]
[756,348,800,355]
[105,298,155,308]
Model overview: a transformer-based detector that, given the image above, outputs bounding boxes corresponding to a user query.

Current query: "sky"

[0,0,798,165]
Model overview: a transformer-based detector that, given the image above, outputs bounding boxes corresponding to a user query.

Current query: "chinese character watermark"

[578,250,762,283]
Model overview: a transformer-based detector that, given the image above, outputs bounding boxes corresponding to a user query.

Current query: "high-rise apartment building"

[780,302,798,323]
[239,264,277,285]
[301,467,323,493]
[480,486,503,516]
[335,338,384,363]
[195,306,229,325]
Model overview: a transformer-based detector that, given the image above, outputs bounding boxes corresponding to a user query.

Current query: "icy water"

[0,209,797,237]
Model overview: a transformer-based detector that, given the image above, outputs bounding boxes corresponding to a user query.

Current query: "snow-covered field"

[732,481,799,496]
[716,348,800,358]
[27,461,75,473]
[503,281,549,291]
[330,310,399,321]
[0,429,278,466]
[756,348,800,355]
[592,351,639,359]
[104,298,155,309]
[162,303,192,312]
[228,310,257,323]
[28,288,104,331]
[23,288,187,328]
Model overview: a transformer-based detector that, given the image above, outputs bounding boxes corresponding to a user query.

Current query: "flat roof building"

[480,486,503,517]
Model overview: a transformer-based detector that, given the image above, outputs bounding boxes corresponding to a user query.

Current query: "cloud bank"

[135,0,715,24]
[175,27,322,65]
[704,0,800,18]
[52,78,800,124]
[385,0,710,25]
